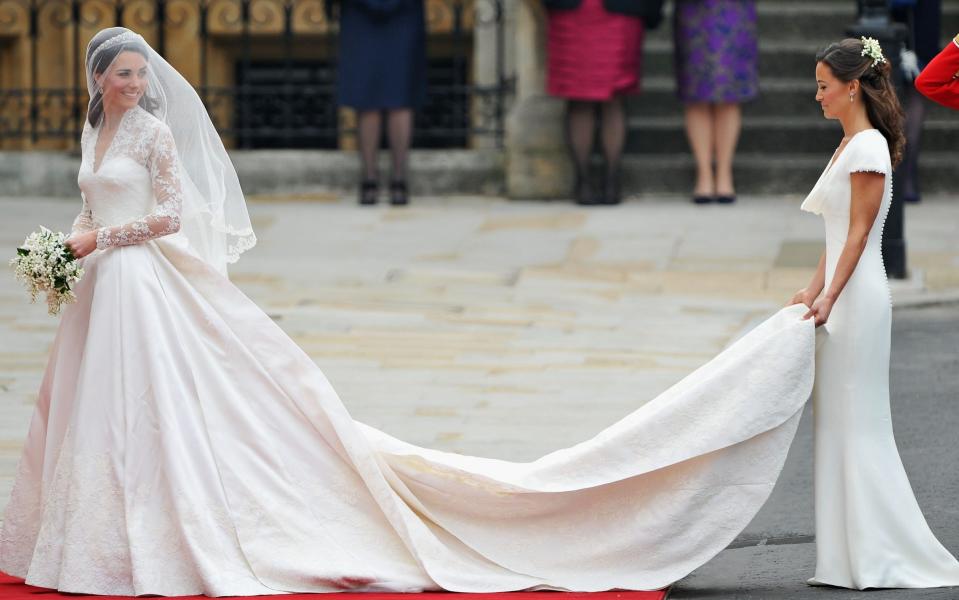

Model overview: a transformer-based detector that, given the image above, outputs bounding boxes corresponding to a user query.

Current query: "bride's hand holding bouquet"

[10,227,86,315]
[65,229,98,259]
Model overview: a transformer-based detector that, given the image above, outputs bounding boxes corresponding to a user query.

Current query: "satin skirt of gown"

[0,235,818,596]
[810,238,959,589]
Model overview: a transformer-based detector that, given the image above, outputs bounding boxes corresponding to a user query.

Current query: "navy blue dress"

[337,0,427,110]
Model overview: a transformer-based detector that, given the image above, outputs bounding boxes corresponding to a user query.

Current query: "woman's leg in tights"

[387,108,414,183]
[567,100,597,204]
[384,108,414,204]
[599,96,626,203]
[356,110,382,204]
[357,110,382,181]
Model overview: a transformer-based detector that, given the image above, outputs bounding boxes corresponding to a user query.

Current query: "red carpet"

[0,574,667,600]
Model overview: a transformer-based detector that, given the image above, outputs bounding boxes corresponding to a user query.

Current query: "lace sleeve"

[95,125,183,249]
[71,124,96,236]
[70,192,96,235]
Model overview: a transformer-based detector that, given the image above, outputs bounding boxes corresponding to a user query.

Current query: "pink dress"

[546,0,645,101]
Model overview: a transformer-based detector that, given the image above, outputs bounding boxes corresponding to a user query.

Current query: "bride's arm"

[70,192,96,235]
[65,194,99,257]
[68,124,97,243]
[93,125,183,251]
[803,171,884,326]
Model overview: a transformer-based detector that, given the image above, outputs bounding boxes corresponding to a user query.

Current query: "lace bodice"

[74,106,183,249]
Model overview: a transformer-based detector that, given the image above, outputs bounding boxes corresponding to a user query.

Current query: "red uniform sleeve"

[915,36,959,110]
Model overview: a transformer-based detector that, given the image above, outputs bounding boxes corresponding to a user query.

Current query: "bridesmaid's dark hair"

[86,27,158,127]
[816,38,905,167]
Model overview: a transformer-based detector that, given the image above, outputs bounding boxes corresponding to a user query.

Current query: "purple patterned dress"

[673,0,759,103]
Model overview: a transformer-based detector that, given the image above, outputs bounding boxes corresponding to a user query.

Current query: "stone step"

[625,77,959,120]
[616,152,957,195]
[641,39,959,88]
[643,40,828,80]
[644,1,959,44]
[2,149,953,199]
[623,115,959,154]
[538,0,959,198]
[0,149,506,198]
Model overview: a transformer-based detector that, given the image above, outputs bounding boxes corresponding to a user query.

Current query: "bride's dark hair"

[816,38,905,167]
[86,27,159,127]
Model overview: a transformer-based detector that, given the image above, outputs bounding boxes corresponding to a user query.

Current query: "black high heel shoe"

[389,180,409,206]
[601,172,622,205]
[575,177,600,206]
[359,179,379,206]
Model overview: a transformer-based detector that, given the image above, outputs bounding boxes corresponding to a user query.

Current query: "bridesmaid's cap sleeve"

[847,130,889,176]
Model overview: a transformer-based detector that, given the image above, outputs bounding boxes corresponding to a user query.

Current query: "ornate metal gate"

[0,0,512,149]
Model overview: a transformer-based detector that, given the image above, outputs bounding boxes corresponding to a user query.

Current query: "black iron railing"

[0,0,513,148]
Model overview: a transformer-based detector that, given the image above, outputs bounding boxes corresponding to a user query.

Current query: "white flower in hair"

[860,36,887,68]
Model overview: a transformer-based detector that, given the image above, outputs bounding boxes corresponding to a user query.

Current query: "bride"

[0,28,954,596]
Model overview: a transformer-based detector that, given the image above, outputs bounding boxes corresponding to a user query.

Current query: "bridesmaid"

[543,0,648,205]
[335,0,427,206]
[673,0,759,204]
[915,33,959,109]
[794,37,959,590]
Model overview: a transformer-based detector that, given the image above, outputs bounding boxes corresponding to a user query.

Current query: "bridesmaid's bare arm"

[803,171,884,326]
[790,251,826,308]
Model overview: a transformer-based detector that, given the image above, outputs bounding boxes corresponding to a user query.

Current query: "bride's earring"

[849,92,855,103]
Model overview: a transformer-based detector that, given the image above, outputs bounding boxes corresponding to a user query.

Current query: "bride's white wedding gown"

[801,128,959,590]
[0,106,817,595]
[0,108,950,596]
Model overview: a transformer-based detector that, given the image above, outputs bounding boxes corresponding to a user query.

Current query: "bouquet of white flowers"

[10,227,85,316]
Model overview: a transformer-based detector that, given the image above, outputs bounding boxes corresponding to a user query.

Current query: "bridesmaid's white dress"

[801,128,959,590]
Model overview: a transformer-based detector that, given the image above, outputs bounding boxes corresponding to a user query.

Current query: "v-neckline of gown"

[92,108,133,175]
[823,128,877,176]
[800,128,879,215]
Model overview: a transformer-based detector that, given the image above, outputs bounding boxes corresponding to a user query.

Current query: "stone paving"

[1,194,958,516]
